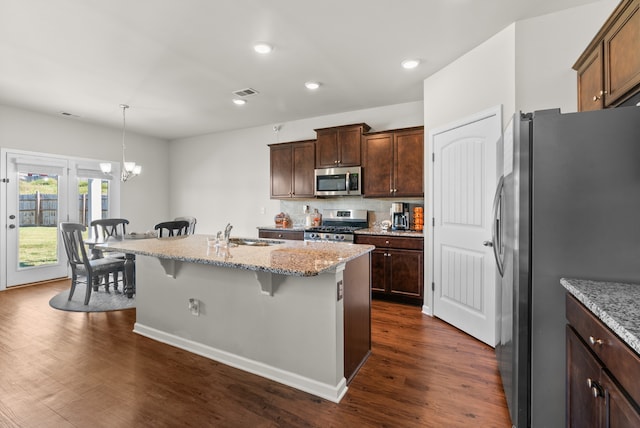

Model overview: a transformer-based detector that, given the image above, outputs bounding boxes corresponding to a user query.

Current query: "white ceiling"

[0,0,599,140]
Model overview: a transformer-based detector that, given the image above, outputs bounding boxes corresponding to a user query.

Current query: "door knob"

[483,240,493,247]
[9,224,16,229]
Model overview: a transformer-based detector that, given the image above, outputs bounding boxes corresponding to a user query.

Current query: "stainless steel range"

[303,209,368,243]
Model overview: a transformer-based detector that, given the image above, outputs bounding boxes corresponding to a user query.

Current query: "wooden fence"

[19,192,108,227]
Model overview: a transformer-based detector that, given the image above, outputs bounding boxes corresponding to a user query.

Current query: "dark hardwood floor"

[0,280,510,427]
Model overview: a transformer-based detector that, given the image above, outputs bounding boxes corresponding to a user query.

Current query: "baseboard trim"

[133,322,348,403]
[422,304,432,316]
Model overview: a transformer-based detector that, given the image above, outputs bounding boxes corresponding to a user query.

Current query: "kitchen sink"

[228,238,284,247]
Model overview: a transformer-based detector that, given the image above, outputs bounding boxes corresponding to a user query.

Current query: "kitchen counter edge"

[257,226,307,231]
[256,226,424,238]
[561,278,640,355]
[96,235,374,278]
[355,228,424,238]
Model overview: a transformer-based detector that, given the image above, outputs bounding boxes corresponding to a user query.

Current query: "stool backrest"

[154,220,190,237]
[91,218,129,239]
[60,222,90,269]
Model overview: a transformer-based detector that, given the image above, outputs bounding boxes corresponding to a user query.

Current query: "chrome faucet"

[223,223,233,242]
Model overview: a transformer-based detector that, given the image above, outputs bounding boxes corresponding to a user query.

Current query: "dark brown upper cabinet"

[314,123,370,168]
[574,0,640,110]
[362,127,424,198]
[269,140,315,199]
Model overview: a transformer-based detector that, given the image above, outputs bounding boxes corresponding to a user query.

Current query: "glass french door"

[1,150,119,288]
[75,169,114,240]
[4,153,69,286]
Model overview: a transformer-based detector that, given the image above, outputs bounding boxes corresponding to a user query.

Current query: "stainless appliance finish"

[314,166,362,196]
[493,107,640,427]
[303,209,368,242]
[391,202,409,231]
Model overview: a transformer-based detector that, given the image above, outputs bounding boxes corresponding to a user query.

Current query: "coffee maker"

[391,202,409,231]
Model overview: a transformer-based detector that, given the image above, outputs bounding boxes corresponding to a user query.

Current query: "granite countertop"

[257,225,307,231]
[257,225,424,238]
[355,227,424,238]
[95,235,373,277]
[561,278,640,355]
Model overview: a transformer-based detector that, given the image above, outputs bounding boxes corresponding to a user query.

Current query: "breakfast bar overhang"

[96,235,374,402]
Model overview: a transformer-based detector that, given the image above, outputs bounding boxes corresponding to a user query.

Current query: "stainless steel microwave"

[314,166,362,196]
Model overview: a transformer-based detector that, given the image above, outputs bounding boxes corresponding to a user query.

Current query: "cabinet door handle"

[592,90,607,101]
[589,336,604,346]
[587,378,602,398]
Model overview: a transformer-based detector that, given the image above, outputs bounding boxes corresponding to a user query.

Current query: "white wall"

[169,101,424,237]
[0,104,170,231]
[515,0,620,114]
[424,25,517,134]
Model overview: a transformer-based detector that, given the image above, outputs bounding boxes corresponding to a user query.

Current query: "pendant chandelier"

[100,104,142,182]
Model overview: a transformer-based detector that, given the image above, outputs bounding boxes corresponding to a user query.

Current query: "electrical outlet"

[259,207,266,214]
[188,298,200,316]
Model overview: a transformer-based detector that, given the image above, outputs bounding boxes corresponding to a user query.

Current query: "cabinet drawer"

[566,294,640,405]
[355,235,423,250]
[258,230,304,240]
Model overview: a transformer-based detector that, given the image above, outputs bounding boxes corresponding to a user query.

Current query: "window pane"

[77,177,111,238]
[18,172,59,267]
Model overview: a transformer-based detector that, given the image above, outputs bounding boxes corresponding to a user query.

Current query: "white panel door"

[432,107,500,346]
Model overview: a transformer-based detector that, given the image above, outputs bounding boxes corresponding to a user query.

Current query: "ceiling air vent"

[232,88,259,97]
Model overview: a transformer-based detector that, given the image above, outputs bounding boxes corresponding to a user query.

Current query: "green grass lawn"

[19,226,60,267]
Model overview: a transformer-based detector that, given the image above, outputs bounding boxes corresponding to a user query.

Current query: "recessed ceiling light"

[232,99,247,105]
[305,81,320,90]
[253,43,273,54]
[401,59,420,69]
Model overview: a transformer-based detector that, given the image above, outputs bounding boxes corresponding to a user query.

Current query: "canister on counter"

[413,206,424,231]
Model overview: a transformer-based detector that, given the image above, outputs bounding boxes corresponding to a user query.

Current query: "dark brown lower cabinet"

[355,235,423,305]
[567,326,604,427]
[566,294,640,427]
[258,229,304,240]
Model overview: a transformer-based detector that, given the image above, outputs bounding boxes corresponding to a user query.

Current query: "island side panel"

[132,255,346,401]
[344,252,372,384]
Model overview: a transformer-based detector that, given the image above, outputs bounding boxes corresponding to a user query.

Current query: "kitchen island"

[96,235,373,402]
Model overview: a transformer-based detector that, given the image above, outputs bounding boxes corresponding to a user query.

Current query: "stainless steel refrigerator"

[492,106,640,427]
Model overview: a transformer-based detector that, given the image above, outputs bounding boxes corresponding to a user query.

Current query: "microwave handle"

[345,171,350,193]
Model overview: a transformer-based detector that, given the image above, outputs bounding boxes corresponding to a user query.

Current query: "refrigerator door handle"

[491,175,505,277]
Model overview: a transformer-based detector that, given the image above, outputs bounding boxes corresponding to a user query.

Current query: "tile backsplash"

[280,197,424,228]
